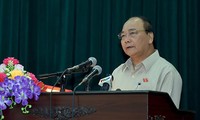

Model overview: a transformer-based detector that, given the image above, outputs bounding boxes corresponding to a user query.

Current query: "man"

[111,16,182,108]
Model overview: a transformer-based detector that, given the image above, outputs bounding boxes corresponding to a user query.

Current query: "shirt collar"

[122,58,132,72]
[142,50,160,71]
[122,50,160,72]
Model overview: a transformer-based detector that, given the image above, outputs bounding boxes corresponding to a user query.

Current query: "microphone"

[70,57,97,70]
[78,65,102,86]
[38,57,97,79]
[98,75,113,91]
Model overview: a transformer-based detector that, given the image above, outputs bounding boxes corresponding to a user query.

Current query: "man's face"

[120,18,153,58]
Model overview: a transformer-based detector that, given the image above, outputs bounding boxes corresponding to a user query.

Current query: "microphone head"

[78,65,102,86]
[88,57,97,67]
[93,65,102,75]
[98,75,113,87]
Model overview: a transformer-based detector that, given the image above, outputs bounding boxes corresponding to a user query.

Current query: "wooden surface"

[3,91,195,120]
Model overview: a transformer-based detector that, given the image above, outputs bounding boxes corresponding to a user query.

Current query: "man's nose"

[123,35,131,43]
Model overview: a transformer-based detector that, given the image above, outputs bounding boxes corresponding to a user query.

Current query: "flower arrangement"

[0,57,44,119]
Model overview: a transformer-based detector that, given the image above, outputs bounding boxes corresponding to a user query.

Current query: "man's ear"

[148,32,154,44]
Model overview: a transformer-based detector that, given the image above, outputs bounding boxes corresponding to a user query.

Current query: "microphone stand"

[85,81,90,91]
[59,75,67,92]
[38,71,71,80]
[39,67,90,92]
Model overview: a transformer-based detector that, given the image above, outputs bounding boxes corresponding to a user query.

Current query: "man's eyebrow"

[128,28,137,31]
[120,28,137,34]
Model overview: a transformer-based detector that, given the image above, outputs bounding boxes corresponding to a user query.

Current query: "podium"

[3,91,195,120]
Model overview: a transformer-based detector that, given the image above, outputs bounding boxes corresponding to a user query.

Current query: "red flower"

[28,72,47,91]
[28,72,38,83]
[0,72,7,82]
[3,57,19,65]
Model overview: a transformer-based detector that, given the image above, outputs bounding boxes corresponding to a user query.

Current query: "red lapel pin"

[143,78,149,82]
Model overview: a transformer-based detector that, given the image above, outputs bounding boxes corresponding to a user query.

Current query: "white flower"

[0,64,6,72]
[14,64,24,71]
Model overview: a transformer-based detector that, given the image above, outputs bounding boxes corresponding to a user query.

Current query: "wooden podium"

[3,91,195,120]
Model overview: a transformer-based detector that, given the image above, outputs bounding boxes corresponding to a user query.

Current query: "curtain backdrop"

[0,0,199,119]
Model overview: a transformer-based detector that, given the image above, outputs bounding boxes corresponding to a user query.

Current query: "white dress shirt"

[111,50,182,108]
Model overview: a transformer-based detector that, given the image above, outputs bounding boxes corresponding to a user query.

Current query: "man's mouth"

[126,46,134,49]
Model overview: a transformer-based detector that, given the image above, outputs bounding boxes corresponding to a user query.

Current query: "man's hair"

[128,16,153,33]
[138,16,153,33]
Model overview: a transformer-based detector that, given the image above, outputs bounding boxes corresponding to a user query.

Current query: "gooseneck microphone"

[38,57,97,79]
[78,65,102,86]
[48,57,97,120]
